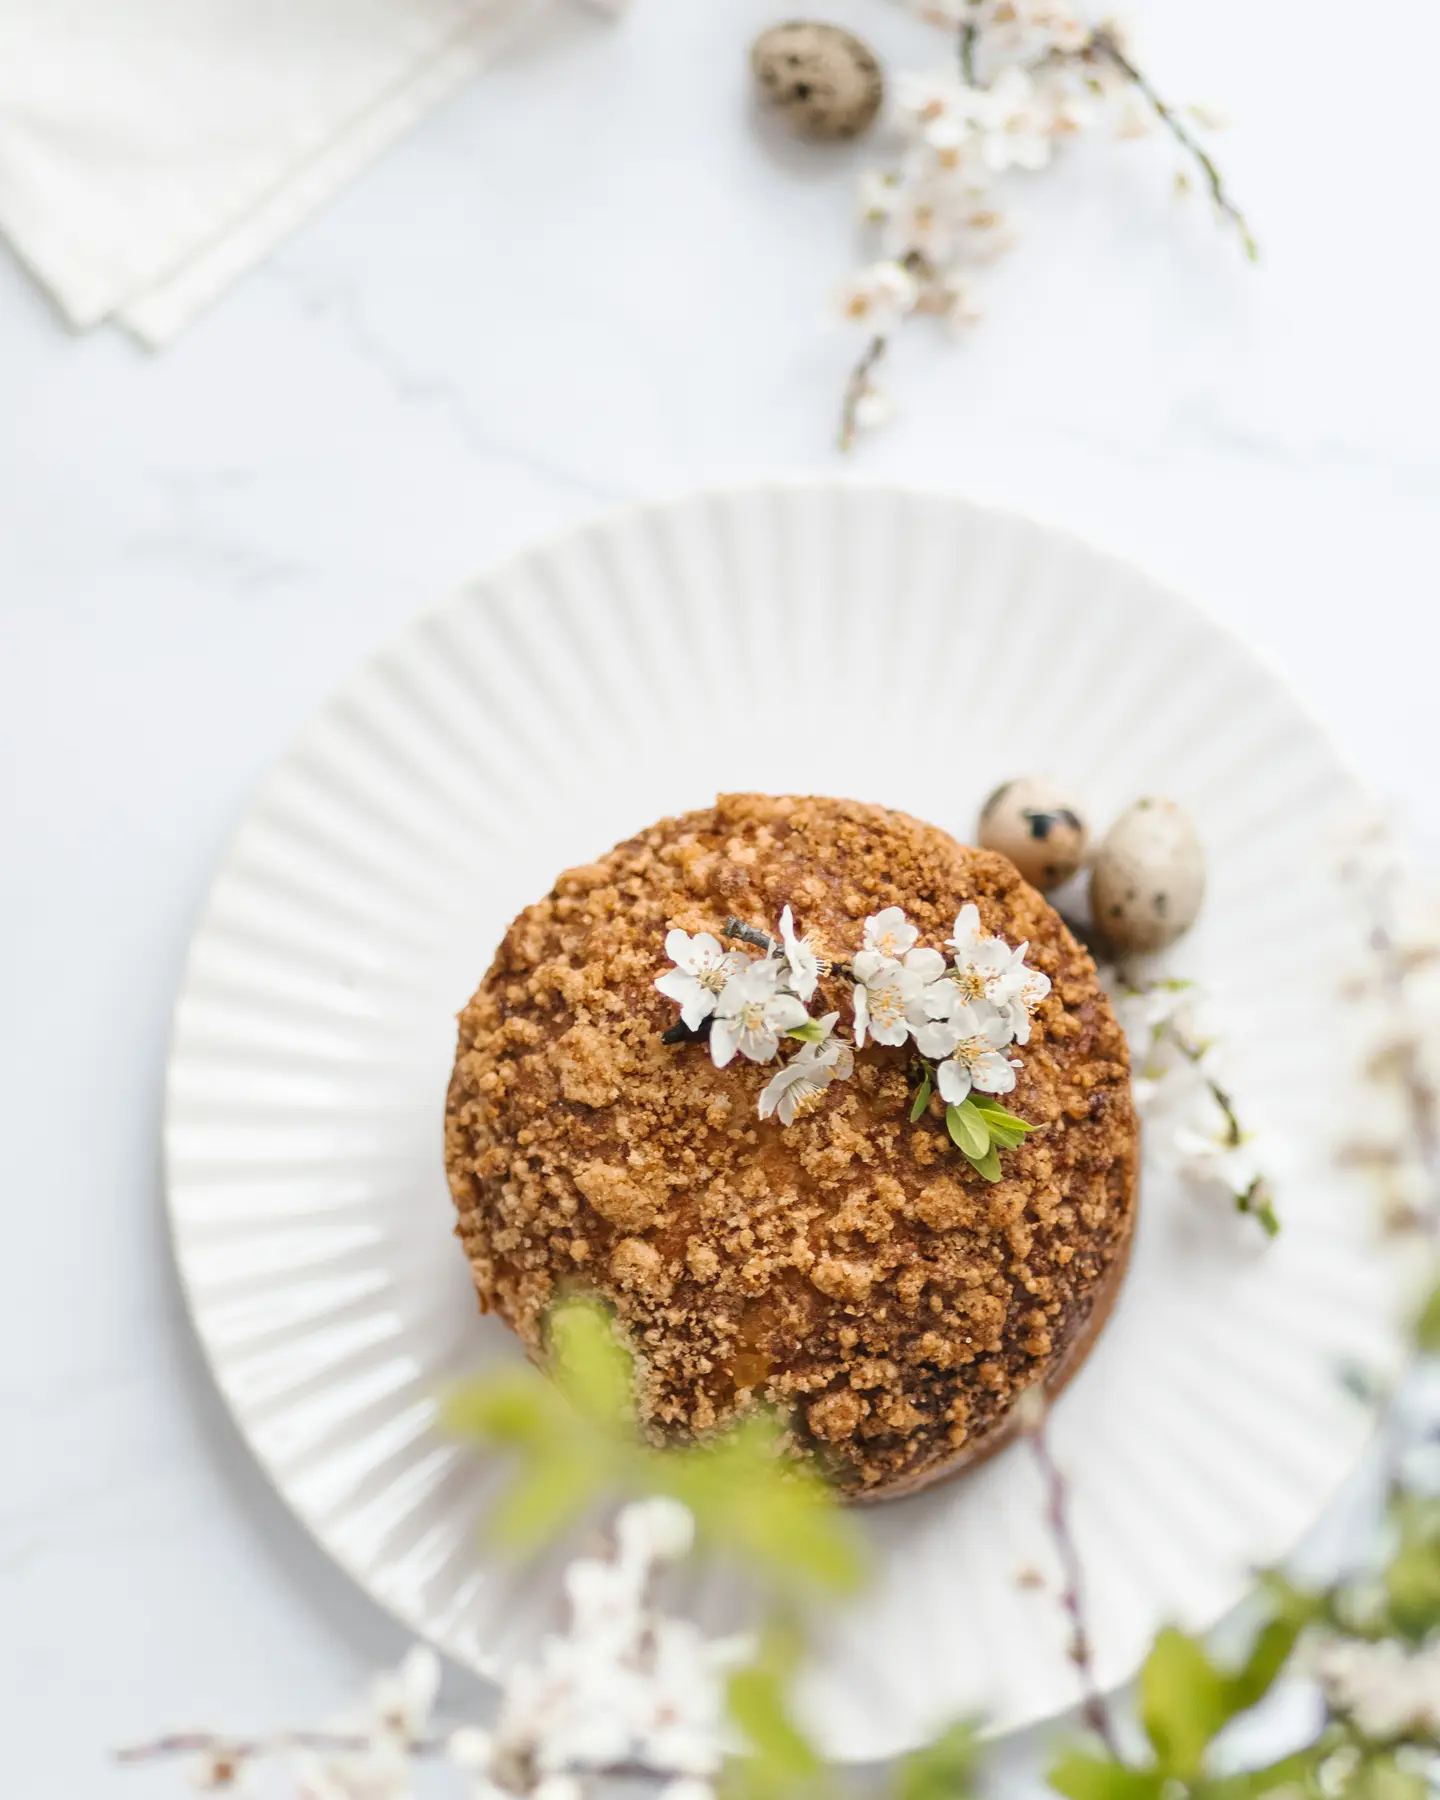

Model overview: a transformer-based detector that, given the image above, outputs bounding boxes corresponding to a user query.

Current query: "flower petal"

[709,1018,741,1068]
[904,946,946,983]
[914,1019,960,1059]
[936,1058,972,1105]
[972,1051,1017,1094]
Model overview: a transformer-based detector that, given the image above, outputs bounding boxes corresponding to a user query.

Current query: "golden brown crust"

[444,794,1139,1498]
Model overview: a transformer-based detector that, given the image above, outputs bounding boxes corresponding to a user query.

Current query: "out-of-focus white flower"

[882,189,955,264]
[836,260,919,334]
[975,0,1089,57]
[291,1745,413,1800]
[368,1647,440,1746]
[617,1495,695,1568]
[186,1747,242,1791]
[893,70,979,142]
[777,905,821,1002]
[1310,1635,1440,1741]
[974,66,1055,172]
[710,960,809,1067]
[858,168,903,224]
[655,930,746,1031]
[934,273,986,332]
[851,385,896,433]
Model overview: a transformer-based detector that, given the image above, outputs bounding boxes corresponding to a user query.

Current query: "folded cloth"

[0,0,537,345]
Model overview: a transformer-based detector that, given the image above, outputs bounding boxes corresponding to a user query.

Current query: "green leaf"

[1223,1613,1304,1714]
[1385,1493,1440,1640]
[1202,1745,1325,1800]
[662,1415,865,1596]
[1236,1180,1281,1239]
[965,1145,1003,1183]
[727,1625,823,1800]
[968,1098,1036,1140]
[1415,1275,1440,1354]
[946,1102,990,1160]
[1047,1751,1165,1800]
[1138,1627,1229,1778]
[896,1719,983,1800]
[549,1297,634,1426]
[439,1370,561,1445]
[486,1446,604,1551]
[910,1071,935,1124]
[788,1019,827,1044]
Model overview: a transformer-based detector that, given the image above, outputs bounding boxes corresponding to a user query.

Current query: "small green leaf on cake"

[946,1101,990,1159]
[909,1069,934,1122]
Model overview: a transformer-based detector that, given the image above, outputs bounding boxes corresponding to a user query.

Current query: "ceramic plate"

[165,482,1404,1762]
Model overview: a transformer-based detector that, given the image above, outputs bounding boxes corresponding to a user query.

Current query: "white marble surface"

[2,0,1439,1793]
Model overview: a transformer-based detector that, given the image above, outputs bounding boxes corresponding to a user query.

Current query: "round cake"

[445,793,1138,1499]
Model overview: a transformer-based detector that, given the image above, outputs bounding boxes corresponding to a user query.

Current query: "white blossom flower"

[709,960,809,1067]
[934,272,986,332]
[997,966,1053,1045]
[917,1002,1019,1103]
[955,202,1020,261]
[759,1015,855,1124]
[859,906,920,965]
[973,66,1055,172]
[836,261,919,334]
[947,904,1029,1010]
[851,385,896,433]
[447,1727,494,1775]
[858,168,903,224]
[777,905,821,1002]
[854,960,930,1049]
[882,190,956,264]
[617,1494,695,1568]
[974,0,1089,58]
[655,930,745,1031]
[1310,1636,1440,1741]
[367,1647,440,1746]
[892,70,979,143]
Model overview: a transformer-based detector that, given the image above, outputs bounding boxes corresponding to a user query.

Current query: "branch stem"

[1028,1419,1119,1754]
[1090,28,1257,260]
[837,334,887,453]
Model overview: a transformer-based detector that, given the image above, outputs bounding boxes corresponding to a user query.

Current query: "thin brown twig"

[1027,1415,1120,1755]
[1087,27,1258,261]
[837,333,886,454]
[117,1734,662,1785]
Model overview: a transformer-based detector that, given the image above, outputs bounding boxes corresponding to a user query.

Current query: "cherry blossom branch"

[1023,1404,1120,1755]
[838,333,887,453]
[116,1731,447,1766]
[117,1735,665,1782]
[1086,27,1257,261]
[724,916,780,956]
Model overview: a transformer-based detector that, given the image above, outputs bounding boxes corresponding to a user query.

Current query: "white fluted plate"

[166,483,1405,1763]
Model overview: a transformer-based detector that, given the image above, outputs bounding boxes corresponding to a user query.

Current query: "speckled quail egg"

[977,776,1090,892]
[1090,797,1206,956]
[750,21,884,142]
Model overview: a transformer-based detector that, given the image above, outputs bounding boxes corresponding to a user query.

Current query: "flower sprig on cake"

[655,902,1049,1180]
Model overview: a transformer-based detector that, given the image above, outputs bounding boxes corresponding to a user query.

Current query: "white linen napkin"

[0,0,535,345]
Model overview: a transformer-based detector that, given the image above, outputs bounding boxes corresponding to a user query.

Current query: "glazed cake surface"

[444,793,1138,1498]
